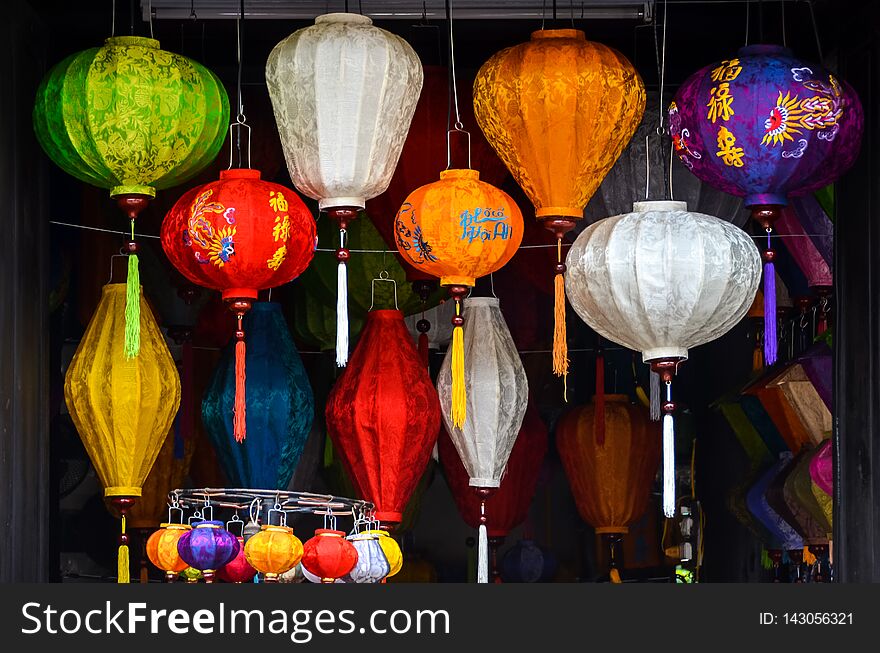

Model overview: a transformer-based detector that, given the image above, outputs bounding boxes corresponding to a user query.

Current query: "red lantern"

[439,403,548,580]
[326,310,441,526]
[301,529,358,583]
[217,537,257,584]
[162,168,316,441]
[366,66,508,282]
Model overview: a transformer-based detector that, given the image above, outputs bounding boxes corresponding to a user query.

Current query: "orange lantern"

[244,525,304,582]
[146,523,191,582]
[556,395,659,578]
[474,29,645,384]
[395,169,523,426]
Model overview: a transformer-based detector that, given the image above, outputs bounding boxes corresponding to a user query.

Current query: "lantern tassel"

[234,337,246,443]
[595,352,605,446]
[418,332,429,369]
[118,515,130,584]
[451,300,466,429]
[609,568,622,584]
[763,233,777,366]
[336,261,349,367]
[752,343,764,372]
[477,524,488,584]
[663,413,675,518]
[124,252,140,360]
[552,239,569,396]
[649,370,661,421]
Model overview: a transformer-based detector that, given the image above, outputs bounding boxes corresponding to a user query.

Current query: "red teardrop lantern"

[325,309,441,526]
[439,403,547,580]
[162,168,316,442]
[366,66,508,282]
[301,529,358,583]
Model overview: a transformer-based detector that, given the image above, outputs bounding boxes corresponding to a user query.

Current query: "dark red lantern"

[301,529,358,583]
[325,309,441,526]
[439,402,548,580]
[162,168,316,441]
[216,537,257,583]
[366,66,508,282]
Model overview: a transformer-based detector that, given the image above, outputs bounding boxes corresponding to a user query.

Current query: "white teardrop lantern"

[266,13,423,367]
[437,297,528,583]
[565,200,760,518]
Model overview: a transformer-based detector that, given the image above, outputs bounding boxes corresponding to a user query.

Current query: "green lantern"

[34,36,229,359]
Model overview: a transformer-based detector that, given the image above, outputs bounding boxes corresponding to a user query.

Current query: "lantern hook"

[370,270,399,311]
[108,253,129,284]
[226,513,245,537]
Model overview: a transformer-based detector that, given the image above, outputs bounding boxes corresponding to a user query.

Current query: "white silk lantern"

[437,297,528,583]
[565,200,760,517]
[342,533,391,584]
[266,13,423,367]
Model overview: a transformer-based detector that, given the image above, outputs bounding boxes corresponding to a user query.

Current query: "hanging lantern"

[367,65,508,282]
[436,297,528,582]
[301,529,359,583]
[162,169,316,443]
[342,533,391,584]
[34,36,229,359]
[201,302,314,488]
[363,530,404,578]
[65,284,181,583]
[177,520,240,583]
[266,12,423,367]
[565,201,760,517]
[557,395,660,579]
[669,45,863,364]
[326,309,440,526]
[473,28,646,386]
[439,402,547,581]
[746,458,804,552]
[146,523,191,582]
[244,525,304,582]
[217,537,258,584]
[180,567,203,583]
[395,172,523,427]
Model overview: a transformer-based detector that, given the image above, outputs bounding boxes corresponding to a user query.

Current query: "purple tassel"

[764,260,777,366]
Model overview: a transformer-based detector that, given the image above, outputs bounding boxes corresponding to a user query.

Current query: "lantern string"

[808,0,824,64]
[148,0,154,38]
[781,0,786,49]
[129,0,134,35]
[445,0,470,169]
[744,0,750,46]
[111,0,115,37]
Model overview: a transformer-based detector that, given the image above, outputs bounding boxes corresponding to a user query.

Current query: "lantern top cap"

[104,36,160,50]
[159,523,191,530]
[316,12,373,26]
[440,169,480,182]
[193,520,225,529]
[593,393,632,403]
[531,29,585,41]
[220,168,262,181]
[261,524,294,534]
[367,308,404,321]
[738,43,794,58]
[465,296,500,308]
[314,529,346,537]
[632,200,689,213]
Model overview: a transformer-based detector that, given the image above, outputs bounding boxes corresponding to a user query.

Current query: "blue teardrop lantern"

[202,302,315,489]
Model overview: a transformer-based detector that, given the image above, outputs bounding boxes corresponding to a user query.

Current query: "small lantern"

[146,523,191,582]
[363,530,403,578]
[244,525,304,582]
[217,537,258,584]
[301,529,358,583]
[342,533,391,584]
[177,520,240,583]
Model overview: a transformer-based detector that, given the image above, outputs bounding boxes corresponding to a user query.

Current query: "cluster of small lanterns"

[146,516,402,584]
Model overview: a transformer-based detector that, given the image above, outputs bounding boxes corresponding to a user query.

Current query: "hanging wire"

[781,0,786,48]
[229,0,251,169]
[148,0,154,38]
[647,0,669,200]
[808,0,824,63]
[569,0,575,27]
[445,0,470,169]
[744,0,750,46]
[111,0,116,36]
[541,0,546,30]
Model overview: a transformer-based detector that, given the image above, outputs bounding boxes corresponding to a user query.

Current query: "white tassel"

[650,370,661,421]
[336,261,348,367]
[477,524,488,584]
[663,413,676,518]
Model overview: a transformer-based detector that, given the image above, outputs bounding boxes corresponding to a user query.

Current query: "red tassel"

[234,338,246,443]
[418,332,429,369]
[595,353,605,446]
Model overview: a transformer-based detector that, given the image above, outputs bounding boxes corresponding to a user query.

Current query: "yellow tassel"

[552,239,569,394]
[803,546,817,566]
[609,568,622,584]
[118,515,130,584]
[451,302,466,428]
[752,345,763,372]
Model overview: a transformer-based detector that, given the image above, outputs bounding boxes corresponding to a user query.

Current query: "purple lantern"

[809,439,833,497]
[177,520,240,583]
[669,44,863,365]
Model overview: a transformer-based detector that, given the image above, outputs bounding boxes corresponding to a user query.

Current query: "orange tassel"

[553,239,569,397]
[418,332,429,369]
[234,338,246,443]
[595,353,605,446]
[752,345,763,372]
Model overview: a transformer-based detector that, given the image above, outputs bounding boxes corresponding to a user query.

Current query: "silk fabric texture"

[65,284,180,498]
[436,298,528,487]
[34,36,228,198]
[565,201,761,362]
[325,309,441,523]
[202,302,315,489]
[266,13,423,210]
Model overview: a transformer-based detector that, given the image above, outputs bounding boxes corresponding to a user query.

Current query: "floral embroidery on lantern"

[762,91,806,145]
[195,225,236,267]
[267,245,287,270]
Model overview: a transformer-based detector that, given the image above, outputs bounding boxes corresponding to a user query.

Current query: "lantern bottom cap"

[110,185,156,199]
[374,510,403,523]
[319,196,365,211]
[595,527,630,535]
[468,478,501,488]
[643,347,688,363]
[104,486,142,497]
[441,276,475,288]
[221,288,259,301]
[536,206,582,220]
[744,193,787,208]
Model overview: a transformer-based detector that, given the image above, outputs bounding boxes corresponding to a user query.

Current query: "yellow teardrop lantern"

[65,283,181,583]
[473,29,645,387]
